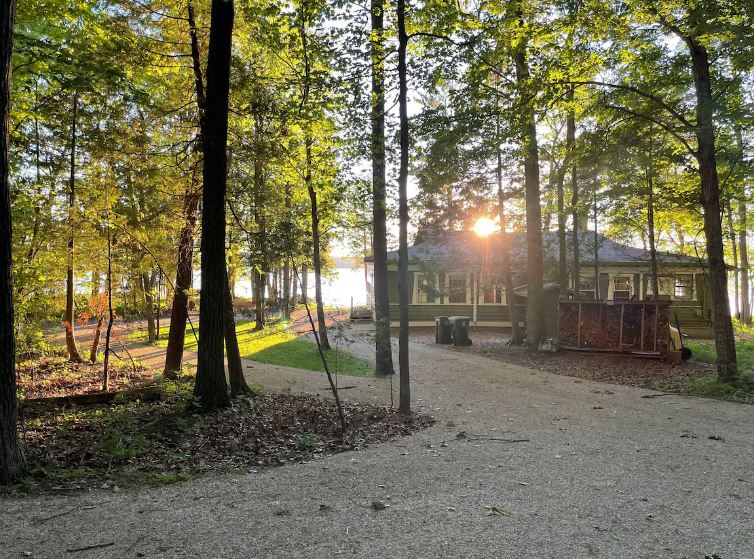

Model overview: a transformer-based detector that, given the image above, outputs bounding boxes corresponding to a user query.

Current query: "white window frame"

[578,277,596,300]
[611,275,632,300]
[446,272,470,305]
[674,273,694,300]
[645,272,675,301]
[413,273,439,305]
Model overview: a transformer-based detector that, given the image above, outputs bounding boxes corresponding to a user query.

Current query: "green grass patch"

[685,373,754,404]
[129,319,372,376]
[686,339,754,373]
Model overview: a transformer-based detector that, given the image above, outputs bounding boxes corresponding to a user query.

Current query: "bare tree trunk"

[164,180,199,377]
[102,185,114,390]
[685,36,737,381]
[593,186,599,299]
[282,258,291,319]
[371,0,394,376]
[496,110,522,344]
[646,136,659,299]
[306,137,331,349]
[726,198,739,317]
[397,0,410,414]
[566,88,579,291]
[65,92,83,363]
[89,317,103,363]
[556,161,567,290]
[301,262,308,302]
[225,269,250,396]
[291,266,299,306]
[254,270,266,330]
[0,0,26,484]
[740,194,751,325]
[142,270,157,343]
[514,39,544,348]
[195,0,233,409]
[164,0,205,378]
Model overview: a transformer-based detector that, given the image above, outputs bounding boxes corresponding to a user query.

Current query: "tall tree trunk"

[740,194,751,325]
[0,0,26,484]
[291,265,299,306]
[301,262,308,302]
[164,176,199,377]
[225,269,250,396]
[306,137,331,349]
[556,162,567,290]
[164,0,206,378]
[686,36,737,381]
[65,93,83,363]
[251,110,267,331]
[496,109,522,344]
[371,0,394,376]
[566,88,579,291]
[195,0,233,409]
[142,270,157,343]
[646,136,659,299]
[397,0,410,415]
[254,269,266,330]
[514,42,544,348]
[283,259,291,319]
[726,198,739,317]
[593,186,599,299]
[89,317,103,363]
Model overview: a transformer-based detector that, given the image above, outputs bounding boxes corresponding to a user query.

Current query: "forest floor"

[408,327,754,403]
[2,326,754,557]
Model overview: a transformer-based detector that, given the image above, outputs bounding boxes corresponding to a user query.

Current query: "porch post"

[472,271,478,326]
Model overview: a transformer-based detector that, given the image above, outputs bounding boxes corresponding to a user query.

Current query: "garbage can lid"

[435,316,449,320]
[448,315,470,321]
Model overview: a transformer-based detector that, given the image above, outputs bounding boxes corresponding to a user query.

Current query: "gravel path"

[3,328,753,558]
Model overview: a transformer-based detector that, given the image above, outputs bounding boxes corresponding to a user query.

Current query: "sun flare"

[472,216,497,237]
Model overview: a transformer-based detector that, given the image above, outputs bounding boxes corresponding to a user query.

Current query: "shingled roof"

[376,230,701,266]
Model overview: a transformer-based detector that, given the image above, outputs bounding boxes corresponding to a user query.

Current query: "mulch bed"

[16,382,434,491]
[17,357,154,400]
[409,327,714,392]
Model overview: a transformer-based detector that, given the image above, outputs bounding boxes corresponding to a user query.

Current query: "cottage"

[366,230,714,338]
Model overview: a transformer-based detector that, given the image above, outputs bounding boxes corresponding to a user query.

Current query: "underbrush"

[10,378,433,493]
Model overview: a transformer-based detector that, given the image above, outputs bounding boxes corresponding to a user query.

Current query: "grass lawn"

[684,339,754,403]
[128,319,372,377]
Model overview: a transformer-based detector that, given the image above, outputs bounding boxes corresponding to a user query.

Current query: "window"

[646,275,677,299]
[579,277,596,300]
[482,285,503,304]
[613,276,631,300]
[447,273,468,303]
[674,274,693,300]
[414,273,437,304]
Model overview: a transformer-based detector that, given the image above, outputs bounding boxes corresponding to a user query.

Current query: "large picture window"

[674,274,693,300]
[414,273,437,304]
[447,273,468,304]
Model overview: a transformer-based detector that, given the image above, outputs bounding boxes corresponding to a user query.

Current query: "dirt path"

[4,327,753,558]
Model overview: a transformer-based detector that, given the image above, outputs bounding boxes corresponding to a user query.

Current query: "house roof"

[375,230,701,267]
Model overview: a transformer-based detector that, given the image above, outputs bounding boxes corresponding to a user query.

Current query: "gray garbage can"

[435,316,452,344]
[449,316,472,346]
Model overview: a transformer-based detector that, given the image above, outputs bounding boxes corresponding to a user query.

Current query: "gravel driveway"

[2,329,753,558]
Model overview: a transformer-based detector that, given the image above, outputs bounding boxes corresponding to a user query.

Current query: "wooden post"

[653,301,658,352]
[640,304,645,351]
[619,303,624,351]
[577,302,582,348]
